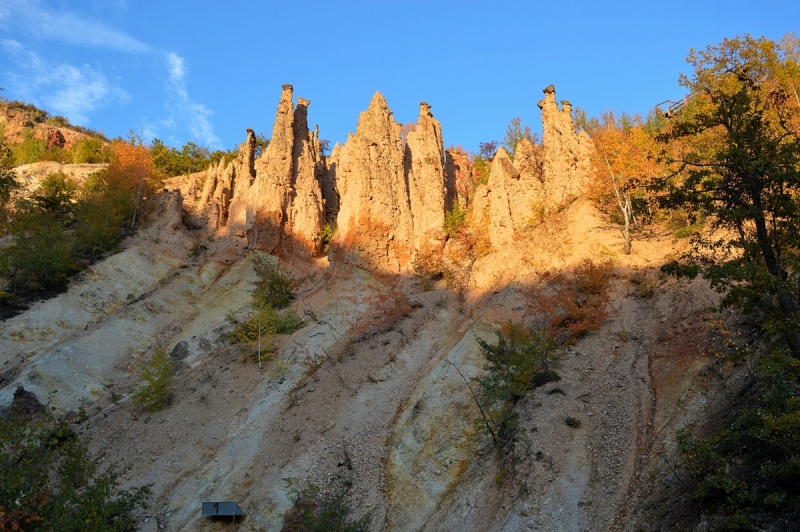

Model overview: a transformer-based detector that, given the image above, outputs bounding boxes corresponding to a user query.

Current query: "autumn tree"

[660,34,800,352]
[588,111,665,253]
[0,416,151,531]
[70,139,161,258]
[502,117,538,160]
[0,137,18,233]
[92,138,161,228]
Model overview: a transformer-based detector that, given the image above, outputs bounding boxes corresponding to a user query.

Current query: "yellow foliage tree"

[587,111,664,254]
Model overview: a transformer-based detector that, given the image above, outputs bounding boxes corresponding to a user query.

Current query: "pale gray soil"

[0,196,746,531]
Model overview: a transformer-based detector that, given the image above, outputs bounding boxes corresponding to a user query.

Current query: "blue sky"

[1,0,798,153]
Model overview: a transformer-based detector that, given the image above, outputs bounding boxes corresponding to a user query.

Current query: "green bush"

[321,222,337,252]
[12,129,48,165]
[132,344,175,411]
[282,478,371,532]
[444,202,466,238]
[0,138,18,231]
[0,416,151,531]
[676,348,800,530]
[225,254,305,362]
[565,417,581,428]
[225,305,305,353]
[68,137,110,164]
[72,193,127,257]
[5,209,74,291]
[250,254,298,310]
[473,155,491,186]
[31,172,77,216]
[275,309,306,335]
[472,322,560,440]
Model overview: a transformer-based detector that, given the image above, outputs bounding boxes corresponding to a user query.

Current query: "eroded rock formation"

[537,84,594,205]
[332,92,414,271]
[481,85,593,247]
[405,102,448,249]
[197,85,325,258]
[486,147,518,247]
[193,83,591,266]
[284,97,325,257]
[329,93,451,271]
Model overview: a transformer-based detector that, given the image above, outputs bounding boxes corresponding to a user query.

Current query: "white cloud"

[2,39,129,125]
[0,3,221,148]
[163,52,222,149]
[0,0,148,52]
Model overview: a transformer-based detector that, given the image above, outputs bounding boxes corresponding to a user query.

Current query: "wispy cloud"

[0,2,221,147]
[2,39,130,125]
[0,0,148,52]
[163,52,222,149]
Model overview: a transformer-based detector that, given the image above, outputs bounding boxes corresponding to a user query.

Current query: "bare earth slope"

[0,190,750,532]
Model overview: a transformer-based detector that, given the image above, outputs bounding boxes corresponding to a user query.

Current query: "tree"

[250,254,298,310]
[469,322,560,442]
[132,344,175,411]
[68,137,110,164]
[0,416,151,531]
[12,129,48,165]
[5,207,74,291]
[588,111,664,254]
[30,172,77,217]
[93,138,162,231]
[0,138,18,233]
[502,117,538,160]
[660,34,800,351]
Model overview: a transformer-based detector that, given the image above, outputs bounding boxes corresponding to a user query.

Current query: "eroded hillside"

[0,85,756,532]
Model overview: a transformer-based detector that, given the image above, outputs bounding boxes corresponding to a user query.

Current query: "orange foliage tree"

[102,138,162,229]
[75,137,162,255]
[587,111,665,254]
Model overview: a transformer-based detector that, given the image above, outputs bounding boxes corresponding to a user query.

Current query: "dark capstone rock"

[170,340,190,361]
[8,386,45,418]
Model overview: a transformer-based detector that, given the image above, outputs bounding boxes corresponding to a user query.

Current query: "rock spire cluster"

[477,85,594,247]
[330,95,449,271]
[196,85,326,258]
[193,84,593,268]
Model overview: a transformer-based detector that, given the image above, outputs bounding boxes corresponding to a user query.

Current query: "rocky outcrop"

[225,129,256,234]
[190,84,589,265]
[45,128,66,149]
[196,159,225,231]
[537,85,593,205]
[197,86,325,258]
[320,142,340,223]
[0,105,92,148]
[486,147,517,247]
[284,97,325,257]
[485,144,549,247]
[332,92,415,271]
[405,102,447,249]
[330,95,453,271]
[479,85,593,247]
[247,85,296,251]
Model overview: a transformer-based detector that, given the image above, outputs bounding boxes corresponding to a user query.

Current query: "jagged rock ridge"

[196,85,326,258]
[194,84,592,267]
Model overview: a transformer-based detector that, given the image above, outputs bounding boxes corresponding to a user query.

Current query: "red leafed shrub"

[525,260,614,343]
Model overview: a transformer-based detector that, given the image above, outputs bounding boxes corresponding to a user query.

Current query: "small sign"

[201,502,244,517]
